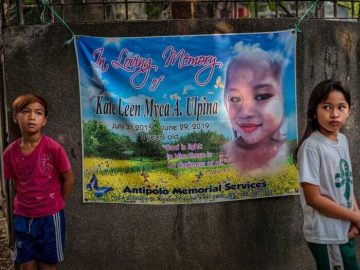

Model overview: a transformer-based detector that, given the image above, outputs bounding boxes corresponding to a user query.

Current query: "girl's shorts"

[13,209,65,265]
[308,239,360,270]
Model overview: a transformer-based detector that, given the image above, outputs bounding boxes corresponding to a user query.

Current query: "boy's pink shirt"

[3,135,71,217]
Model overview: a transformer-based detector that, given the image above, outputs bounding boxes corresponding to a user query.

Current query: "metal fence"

[2,0,360,26]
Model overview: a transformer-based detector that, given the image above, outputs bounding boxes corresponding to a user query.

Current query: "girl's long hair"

[293,79,351,165]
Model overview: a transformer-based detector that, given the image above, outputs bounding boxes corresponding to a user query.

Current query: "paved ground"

[0,213,14,270]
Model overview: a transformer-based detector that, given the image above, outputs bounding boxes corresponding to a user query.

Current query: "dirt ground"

[0,215,14,270]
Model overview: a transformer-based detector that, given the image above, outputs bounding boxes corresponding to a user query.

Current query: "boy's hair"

[12,94,49,116]
[293,79,351,165]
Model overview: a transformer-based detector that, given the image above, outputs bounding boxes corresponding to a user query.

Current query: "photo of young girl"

[222,46,289,176]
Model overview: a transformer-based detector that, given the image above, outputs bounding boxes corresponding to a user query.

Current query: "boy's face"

[14,102,47,136]
[225,65,284,145]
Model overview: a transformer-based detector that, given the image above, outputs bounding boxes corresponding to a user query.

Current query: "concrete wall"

[2,19,360,270]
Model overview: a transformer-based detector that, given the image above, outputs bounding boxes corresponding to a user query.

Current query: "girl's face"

[316,90,351,141]
[14,102,47,136]
[225,66,284,145]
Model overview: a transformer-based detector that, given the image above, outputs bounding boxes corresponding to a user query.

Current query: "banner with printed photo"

[75,29,298,204]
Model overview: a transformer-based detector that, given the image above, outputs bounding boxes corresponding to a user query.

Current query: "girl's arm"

[353,193,359,211]
[349,193,360,239]
[302,183,360,229]
[61,169,75,202]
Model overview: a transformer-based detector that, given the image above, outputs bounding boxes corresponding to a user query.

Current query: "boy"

[2,94,75,270]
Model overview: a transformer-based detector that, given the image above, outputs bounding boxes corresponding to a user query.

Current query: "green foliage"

[268,1,276,12]
[177,130,227,153]
[83,120,134,158]
[135,118,166,158]
[147,3,168,19]
[338,1,360,17]
[149,117,162,136]
[84,119,225,160]
[246,2,256,12]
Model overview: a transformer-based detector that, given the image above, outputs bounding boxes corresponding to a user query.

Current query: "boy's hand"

[348,224,359,239]
[62,169,75,202]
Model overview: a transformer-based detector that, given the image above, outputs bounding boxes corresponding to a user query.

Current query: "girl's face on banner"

[225,65,284,145]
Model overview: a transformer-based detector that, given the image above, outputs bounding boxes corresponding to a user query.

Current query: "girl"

[294,79,360,270]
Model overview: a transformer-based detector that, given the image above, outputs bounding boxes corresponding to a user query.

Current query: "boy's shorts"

[13,209,65,265]
[308,239,360,270]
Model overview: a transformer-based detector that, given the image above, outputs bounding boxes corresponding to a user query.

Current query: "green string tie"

[40,0,75,45]
[294,0,320,33]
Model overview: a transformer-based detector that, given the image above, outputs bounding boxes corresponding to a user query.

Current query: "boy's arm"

[61,169,75,202]
[302,183,360,229]
[10,179,16,192]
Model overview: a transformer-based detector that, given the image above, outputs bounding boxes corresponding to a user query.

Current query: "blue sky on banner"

[75,30,296,141]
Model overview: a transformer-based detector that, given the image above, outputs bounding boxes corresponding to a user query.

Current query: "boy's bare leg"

[39,262,57,270]
[20,260,37,270]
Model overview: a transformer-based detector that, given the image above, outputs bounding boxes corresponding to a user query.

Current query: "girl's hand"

[348,224,359,239]
[351,212,360,230]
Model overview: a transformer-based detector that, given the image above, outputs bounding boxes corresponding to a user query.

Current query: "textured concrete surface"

[0,215,13,270]
[2,19,360,270]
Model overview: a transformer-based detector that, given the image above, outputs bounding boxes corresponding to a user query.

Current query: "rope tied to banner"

[40,0,76,45]
[39,0,318,42]
[294,0,320,33]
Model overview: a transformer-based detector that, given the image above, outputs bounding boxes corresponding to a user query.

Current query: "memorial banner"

[75,29,298,204]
